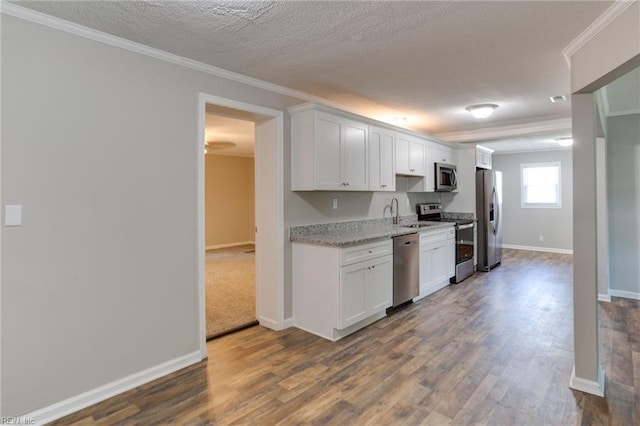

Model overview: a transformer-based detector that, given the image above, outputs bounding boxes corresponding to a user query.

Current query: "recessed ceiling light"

[465,104,498,119]
[550,95,567,103]
[555,137,573,146]
[392,116,407,123]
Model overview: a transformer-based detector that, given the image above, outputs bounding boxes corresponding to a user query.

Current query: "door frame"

[197,94,284,358]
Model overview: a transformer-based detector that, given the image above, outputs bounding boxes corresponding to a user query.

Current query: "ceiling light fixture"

[205,141,236,154]
[465,104,498,119]
[555,137,573,147]
[391,116,407,123]
[550,95,567,103]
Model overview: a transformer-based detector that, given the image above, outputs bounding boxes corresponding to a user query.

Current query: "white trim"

[198,94,285,354]
[608,108,640,117]
[22,351,201,425]
[598,294,612,302]
[595,89,609,135]
[502,244,573,255]
[491,146,572,155]
[205,241,255,251]
[436,118,571,143]
[520,162,562,209]
[257,316,280,330]
[569,364,605,397]
[283,317,295,329]
[562,0,637,66]
[609,289,640,300]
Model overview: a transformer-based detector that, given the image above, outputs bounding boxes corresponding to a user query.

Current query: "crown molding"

[435,118,572,143]
[562,0,637,67]
[608,108,640,117]
[491,146,573,155]
[0,1,361,114]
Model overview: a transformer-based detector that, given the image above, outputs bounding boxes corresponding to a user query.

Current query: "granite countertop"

[290,217,454,247]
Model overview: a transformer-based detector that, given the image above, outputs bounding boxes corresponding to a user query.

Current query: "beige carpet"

[205,244,256,339]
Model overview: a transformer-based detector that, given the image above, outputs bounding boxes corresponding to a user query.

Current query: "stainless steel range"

[417,203,475,283]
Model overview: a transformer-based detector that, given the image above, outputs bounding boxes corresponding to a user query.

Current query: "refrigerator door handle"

[491,187,498,235]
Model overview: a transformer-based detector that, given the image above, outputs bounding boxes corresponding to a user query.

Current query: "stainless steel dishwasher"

[392,233,419,307]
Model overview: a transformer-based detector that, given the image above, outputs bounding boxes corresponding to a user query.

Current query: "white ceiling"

[10,1,625,153]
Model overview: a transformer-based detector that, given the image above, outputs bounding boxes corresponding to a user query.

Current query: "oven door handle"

[457,223,474,230]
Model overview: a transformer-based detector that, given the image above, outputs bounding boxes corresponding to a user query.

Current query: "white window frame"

[520,162,562,209]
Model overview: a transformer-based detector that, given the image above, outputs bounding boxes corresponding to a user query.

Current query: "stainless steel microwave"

[435,162,457,192]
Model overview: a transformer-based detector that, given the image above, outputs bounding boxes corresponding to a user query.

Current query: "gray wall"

[607,114,640,295]
[1,16,306,415]
[492,150,573,251]
[1,15,457,415]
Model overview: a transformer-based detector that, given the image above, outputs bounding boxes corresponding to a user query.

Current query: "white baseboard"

[22,351,202,425]
[569,364,605,397]
[598,293,612,302]
[205,241,255,251]
[609,289,640,300]
[283,317,295,328]
[258,316,281,330]
[502,244,573,255]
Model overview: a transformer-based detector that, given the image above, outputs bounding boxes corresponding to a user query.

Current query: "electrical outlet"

[332,198,338,209]
[539,235,544,242]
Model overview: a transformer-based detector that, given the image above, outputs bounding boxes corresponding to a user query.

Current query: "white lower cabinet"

[340,255,392,328]
[293,239,393,341]
[415,227,456,301]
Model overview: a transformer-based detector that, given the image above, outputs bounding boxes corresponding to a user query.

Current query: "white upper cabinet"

[476,146,492,169]
[291,108,368,191]
[369,126,396,191]
[396,133,425,176]
[433,143,455,165]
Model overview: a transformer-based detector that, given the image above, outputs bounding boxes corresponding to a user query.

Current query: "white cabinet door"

[447,237,456,278]
[369,126,395,191]
[292,108,369,191]
[396,133,425,176]
[339,262,368,329]
[476,147,492,169]
[366,255,393,313]
[314,112,342,189]
[434,144,454,165]
[342,120,369,190]
[339,254,393,329]
[409,139,426,176]
[395,133,411,174]
[424,142,436,192]
[431,245,449,285]
[419,244,435,297]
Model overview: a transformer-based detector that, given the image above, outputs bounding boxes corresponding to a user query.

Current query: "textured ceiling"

[11,0,614,139]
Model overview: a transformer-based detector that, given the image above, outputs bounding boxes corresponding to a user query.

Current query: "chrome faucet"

[391,197,400,224]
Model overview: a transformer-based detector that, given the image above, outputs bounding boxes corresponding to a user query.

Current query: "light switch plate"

[4,205,22,226]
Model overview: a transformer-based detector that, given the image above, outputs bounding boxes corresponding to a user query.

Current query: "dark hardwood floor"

[50,249,639,425]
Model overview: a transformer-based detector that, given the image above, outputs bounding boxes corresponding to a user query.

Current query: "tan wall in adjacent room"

[205,154,255,248]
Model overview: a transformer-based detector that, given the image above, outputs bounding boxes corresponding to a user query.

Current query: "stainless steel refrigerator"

[476,169,502,271]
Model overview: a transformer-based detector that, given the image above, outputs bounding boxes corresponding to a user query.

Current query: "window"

[521,162,561,208]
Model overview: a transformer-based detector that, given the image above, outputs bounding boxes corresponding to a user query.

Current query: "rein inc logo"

[1,418,36,425]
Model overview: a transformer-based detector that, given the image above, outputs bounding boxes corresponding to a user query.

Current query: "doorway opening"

[204,112,257,339]
[197,95,284,358]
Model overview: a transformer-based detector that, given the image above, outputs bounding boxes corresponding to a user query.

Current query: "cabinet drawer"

[419,227,455,246]
[341,240,393,266]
